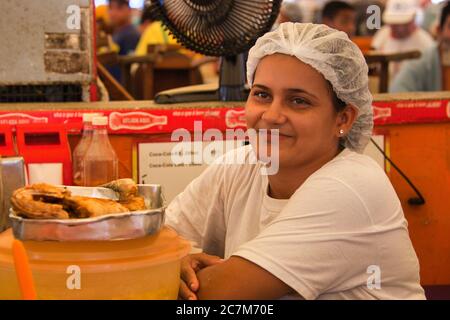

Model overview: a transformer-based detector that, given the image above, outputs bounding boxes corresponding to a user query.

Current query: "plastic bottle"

[72,113,103,186]
[82,116,119,186]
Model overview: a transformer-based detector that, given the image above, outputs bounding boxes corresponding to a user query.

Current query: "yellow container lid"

[0,227,191,272]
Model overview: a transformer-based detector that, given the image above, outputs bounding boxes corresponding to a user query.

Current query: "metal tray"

[9,184,166,242]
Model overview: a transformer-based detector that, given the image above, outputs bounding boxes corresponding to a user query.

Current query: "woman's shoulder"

[288,149,403,226]
[305,149,398,205]
[319,148,385,178]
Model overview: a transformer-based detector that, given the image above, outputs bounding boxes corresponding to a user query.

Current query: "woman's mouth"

[256,130,293,144]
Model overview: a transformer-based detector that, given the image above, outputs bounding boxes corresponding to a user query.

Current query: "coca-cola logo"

[372,106,392,120]
[0,113,48,125]
[225,109,246,128]
[109,112,168,131]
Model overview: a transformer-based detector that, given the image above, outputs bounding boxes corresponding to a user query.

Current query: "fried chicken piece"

[11,182,142,220]
[119,196,147,211]
[63,196,130,218]
[101,179,138,200]
[101,179,148,211]
[11,184,71,219]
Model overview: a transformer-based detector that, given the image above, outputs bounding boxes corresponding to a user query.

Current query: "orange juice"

[0,227,190,300]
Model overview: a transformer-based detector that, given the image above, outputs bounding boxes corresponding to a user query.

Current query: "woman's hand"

[179,253,224,300]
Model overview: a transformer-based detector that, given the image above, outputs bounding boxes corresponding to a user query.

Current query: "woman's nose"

[261,101,287,124]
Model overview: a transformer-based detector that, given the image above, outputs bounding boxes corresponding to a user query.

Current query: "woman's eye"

[291,97,310,106]
[253,91,270,100]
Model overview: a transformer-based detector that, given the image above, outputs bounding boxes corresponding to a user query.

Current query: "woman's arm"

[195,256,296,300]
[165,161,226,255]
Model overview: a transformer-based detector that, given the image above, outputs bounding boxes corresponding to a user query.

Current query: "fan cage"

[151,0,282,57]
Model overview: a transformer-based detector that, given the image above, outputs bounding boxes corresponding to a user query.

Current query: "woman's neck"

[267,147,343,199]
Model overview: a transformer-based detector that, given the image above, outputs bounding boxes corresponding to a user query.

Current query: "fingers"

[181,257,200,292]
[193,253,224,269]
[191,259,201,272]
[180,253,226,296]
[179,279,197,300]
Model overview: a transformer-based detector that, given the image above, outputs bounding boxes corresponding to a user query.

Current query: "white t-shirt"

[372,26,435,79]
[165,146,425,300]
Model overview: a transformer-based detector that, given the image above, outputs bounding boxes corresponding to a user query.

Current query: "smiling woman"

[165,22,426,300]
[245,54,357,197]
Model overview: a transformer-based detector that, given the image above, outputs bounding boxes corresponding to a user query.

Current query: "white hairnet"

[247,22,373,153]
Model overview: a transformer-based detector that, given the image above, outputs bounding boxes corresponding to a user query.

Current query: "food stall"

[1,91,450,299]
[1,0,450,302]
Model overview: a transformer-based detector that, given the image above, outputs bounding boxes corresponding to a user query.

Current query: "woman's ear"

[336,104,358,137]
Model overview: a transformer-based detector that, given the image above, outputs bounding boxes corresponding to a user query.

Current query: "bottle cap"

[92,116,109,126]
[83,113,103,123]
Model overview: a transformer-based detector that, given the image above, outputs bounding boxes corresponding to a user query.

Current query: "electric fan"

[149,0,282,103]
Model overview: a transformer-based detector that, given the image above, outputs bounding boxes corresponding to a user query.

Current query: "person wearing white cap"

[372,0,435,80]
[391,1,450,92]
[278,1,304,24]
[166,23,425,300]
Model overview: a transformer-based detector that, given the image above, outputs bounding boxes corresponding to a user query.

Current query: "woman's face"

[246,53,350,169]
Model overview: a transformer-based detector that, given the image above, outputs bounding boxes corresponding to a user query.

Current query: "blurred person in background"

[96,4,113,33]
[138,2,154,34]
[135,1,179,56]
[134,1,210,80]
[276,1,304,26]
[107,0,141,82]
[321,0,357,37]
[95,4,120,54]
[109,0,140,56]
[372,0,435,80]
[390,1,450,92]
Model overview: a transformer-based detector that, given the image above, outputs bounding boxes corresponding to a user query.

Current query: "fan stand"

[154,53,249,104]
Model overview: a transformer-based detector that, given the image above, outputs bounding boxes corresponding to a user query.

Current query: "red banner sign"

[372,100,450,125]
[0,99,448,134]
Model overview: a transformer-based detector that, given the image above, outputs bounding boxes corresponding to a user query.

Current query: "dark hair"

[326,81,347,149]
[326,81,347,112]
[141,1,158,24]
[322,1,355,20]
[440,1,450,30]
[141,7,154,24]
[108,0,130,7]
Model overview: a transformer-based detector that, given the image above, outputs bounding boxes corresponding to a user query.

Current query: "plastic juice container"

[0,227,190,300]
